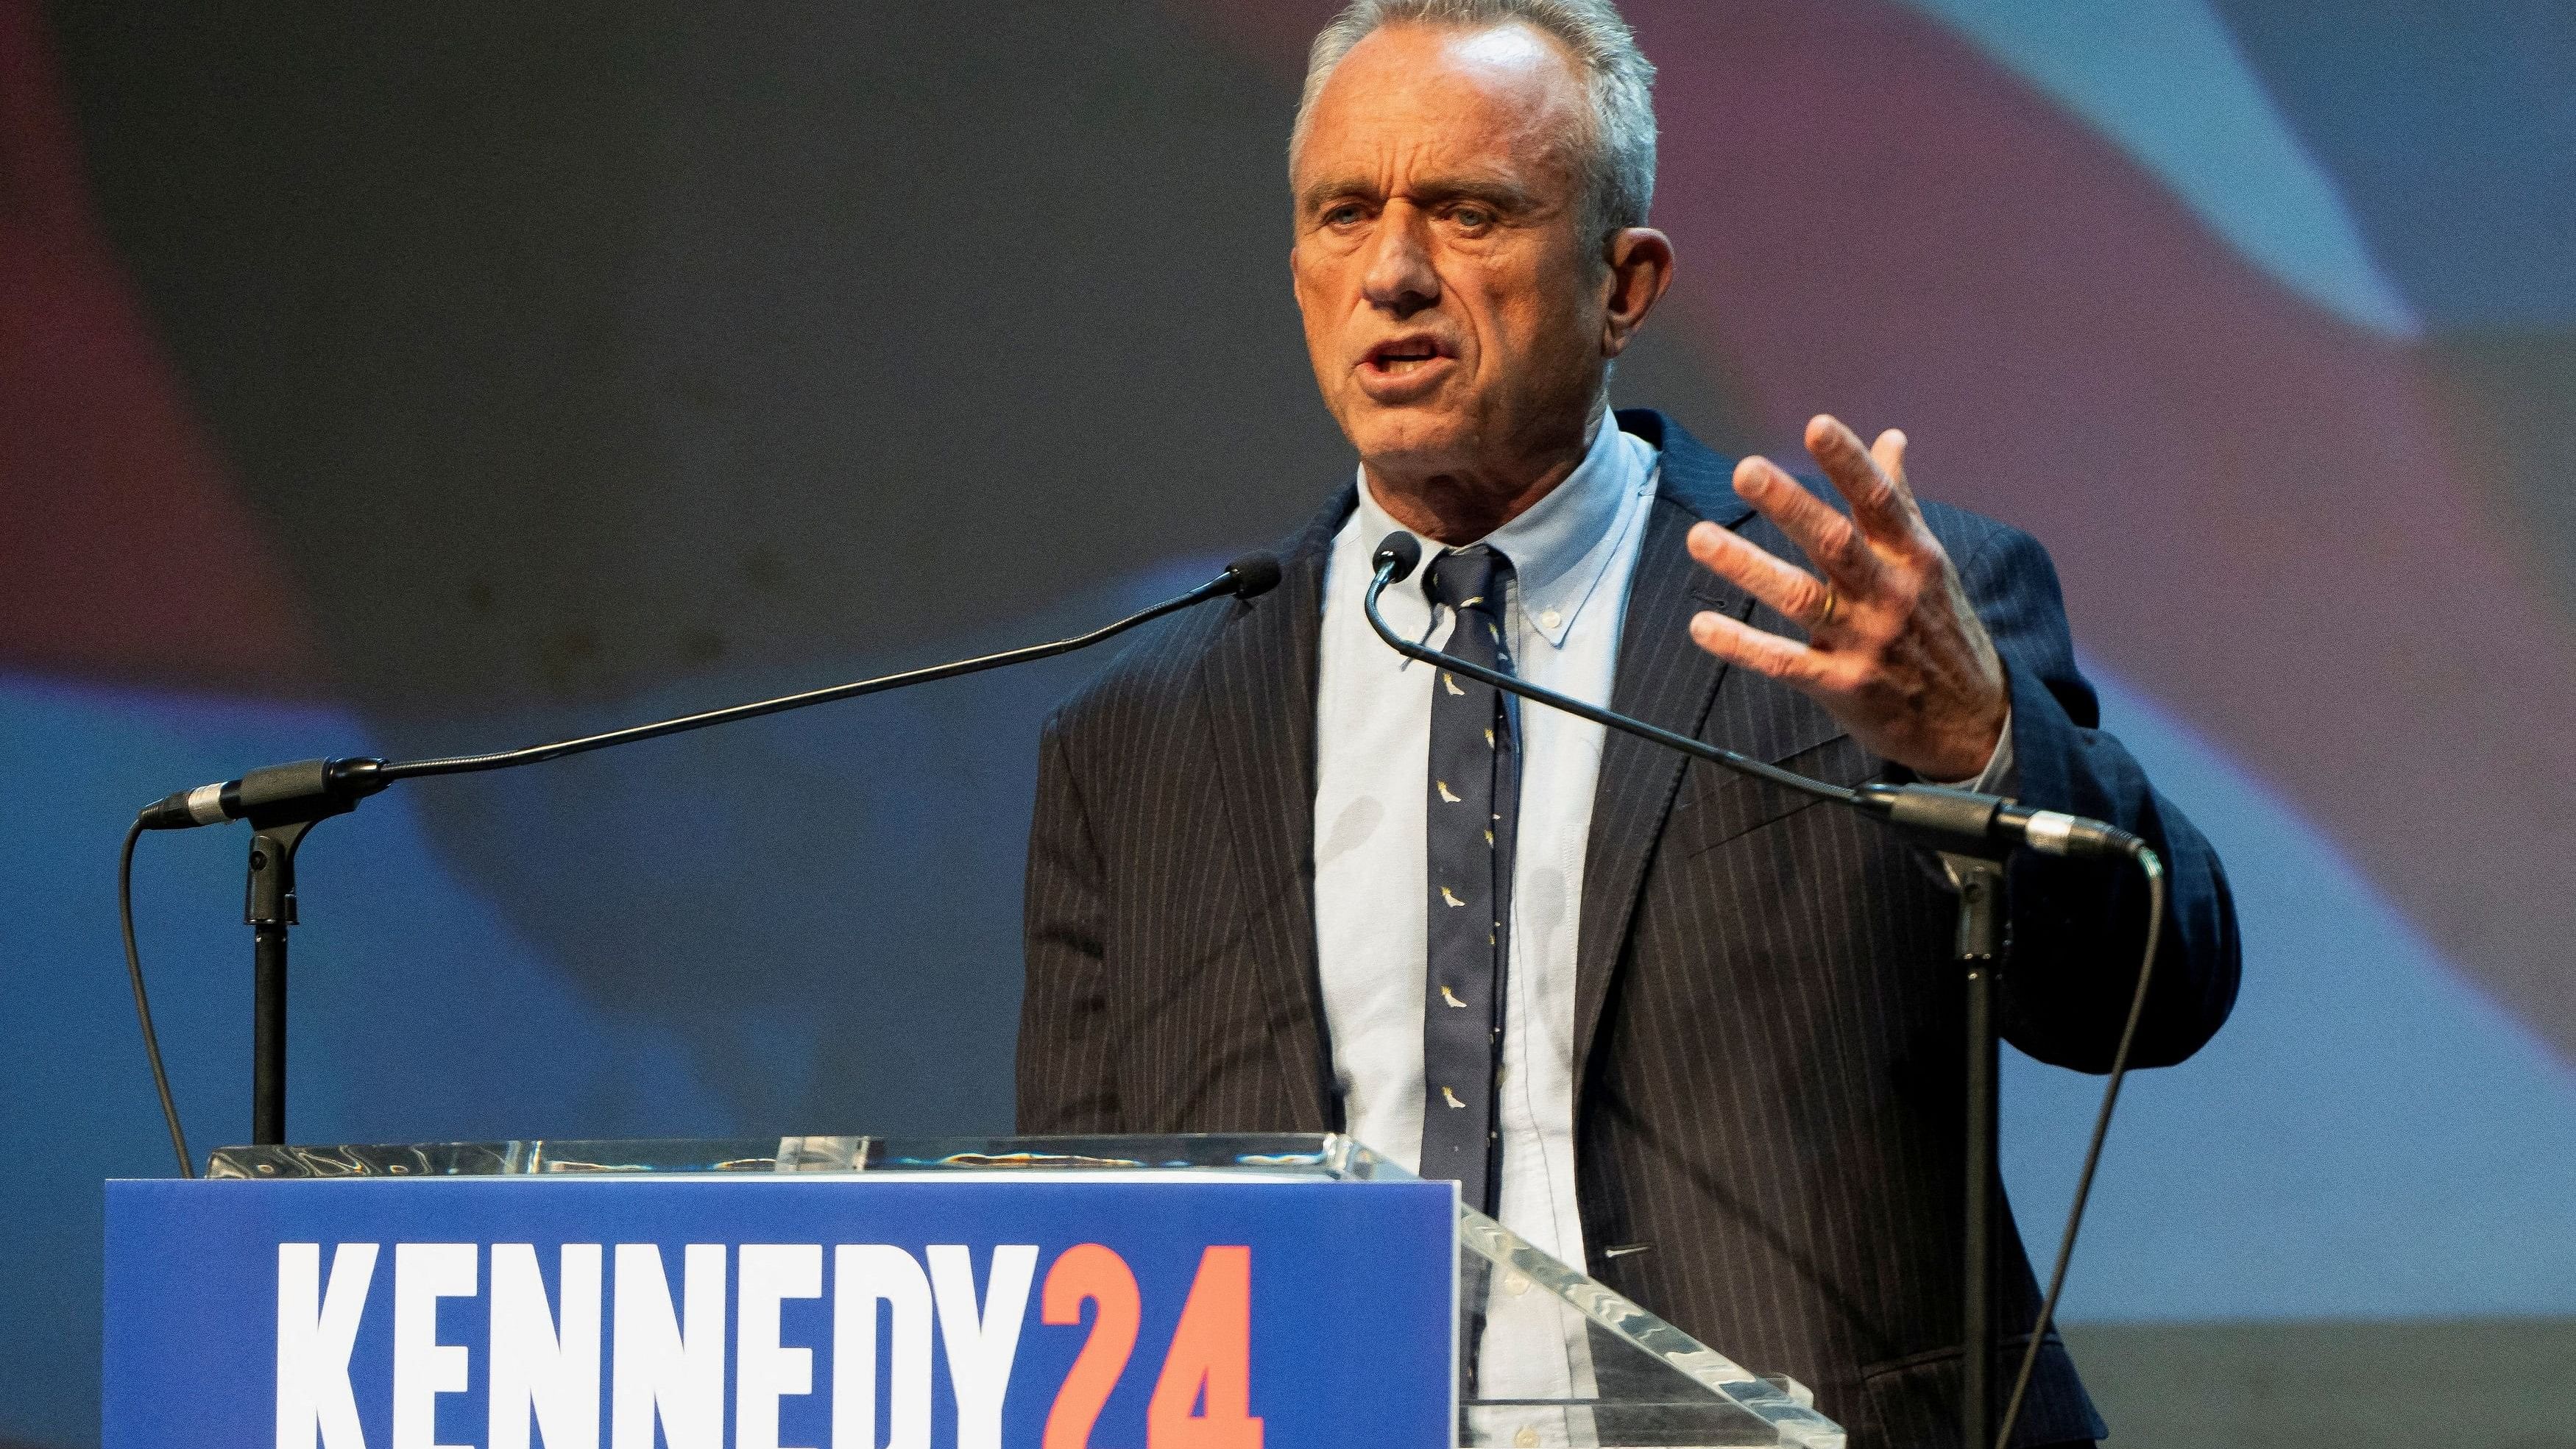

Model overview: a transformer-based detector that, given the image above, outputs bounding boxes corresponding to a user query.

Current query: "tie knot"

[1424,545,1512,616]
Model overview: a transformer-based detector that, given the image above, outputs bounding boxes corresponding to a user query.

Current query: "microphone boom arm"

[1363,565,1855,809]
[1362,548,2142,864]
[149,558,1276,829]
[381,563,1258,786]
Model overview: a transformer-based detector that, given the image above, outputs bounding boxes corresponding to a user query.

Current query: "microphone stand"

[1362,543,2142,1449]
[142,555,1281,1148]
[1948,851,2005,1449]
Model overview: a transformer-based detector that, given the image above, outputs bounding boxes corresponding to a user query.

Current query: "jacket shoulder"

[1914,501,2069,628]
[1918,497,2031,566]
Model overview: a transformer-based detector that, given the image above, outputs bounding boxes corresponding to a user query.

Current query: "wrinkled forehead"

[1293,20,1590,196]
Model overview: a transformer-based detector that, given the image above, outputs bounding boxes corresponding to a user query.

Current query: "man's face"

[1290,21,1608,485]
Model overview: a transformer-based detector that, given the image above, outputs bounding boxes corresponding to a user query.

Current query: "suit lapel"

[1198,414,1758,1128]
[1198,487,1352,1132]
[1572,412,1756,1089]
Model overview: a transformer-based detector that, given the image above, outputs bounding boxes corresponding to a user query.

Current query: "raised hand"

[1684,414,2009,782]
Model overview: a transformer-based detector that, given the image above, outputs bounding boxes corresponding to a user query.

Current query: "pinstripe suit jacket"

[1018,409,2240,1448]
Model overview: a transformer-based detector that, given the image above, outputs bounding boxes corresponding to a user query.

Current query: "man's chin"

[1339,406,1476,482]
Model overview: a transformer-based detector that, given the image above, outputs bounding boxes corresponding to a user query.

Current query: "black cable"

[119,816,195,1177]
[1992,849,2165,1448]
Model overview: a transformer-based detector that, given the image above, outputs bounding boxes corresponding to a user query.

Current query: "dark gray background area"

[41,0,1740,1141]
[48,1,1741,718]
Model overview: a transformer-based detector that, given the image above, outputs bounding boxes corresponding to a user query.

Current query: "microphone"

[123,550,1284,1163]
[136,758,383,832]
[1367,531,2138,862]
[137,550,1284,831]
[1850,782,2142,863]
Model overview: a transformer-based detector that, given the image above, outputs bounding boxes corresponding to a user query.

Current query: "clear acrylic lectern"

[210,1131,1846,1448]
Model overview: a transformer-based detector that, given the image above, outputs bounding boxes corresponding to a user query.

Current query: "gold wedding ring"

[1816,584,1839,628]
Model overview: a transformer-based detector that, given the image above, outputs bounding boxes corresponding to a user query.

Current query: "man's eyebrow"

[1410,176,1536,210]
[1298,174,1539,216]
[1298,176,1379,215]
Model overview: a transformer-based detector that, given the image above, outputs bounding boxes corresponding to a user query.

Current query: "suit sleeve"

[1016,710,1125,1131]
[1961,525,2243,1071]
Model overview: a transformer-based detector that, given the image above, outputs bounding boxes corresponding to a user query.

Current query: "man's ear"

[1599,227,1676,359]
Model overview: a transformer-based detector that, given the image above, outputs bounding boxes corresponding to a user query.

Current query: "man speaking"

[1017,1,2239,1444]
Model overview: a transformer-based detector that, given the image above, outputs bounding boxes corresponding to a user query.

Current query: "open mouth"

[1364,337,1453,376]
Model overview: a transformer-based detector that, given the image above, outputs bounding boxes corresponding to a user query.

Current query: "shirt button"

[1540,609,1561,631]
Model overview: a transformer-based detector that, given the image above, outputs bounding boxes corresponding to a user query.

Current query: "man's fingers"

[1688,608,1831,689]
[1732,454,1881,589]
[1804,414,1928,547]
[1687,519,1836,628]
[1872,428,1909,500]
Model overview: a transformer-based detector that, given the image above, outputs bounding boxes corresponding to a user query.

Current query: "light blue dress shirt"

[1314,412,1657,1279]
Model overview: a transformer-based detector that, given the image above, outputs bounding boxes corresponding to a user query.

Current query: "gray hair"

[1289,0,1658,246]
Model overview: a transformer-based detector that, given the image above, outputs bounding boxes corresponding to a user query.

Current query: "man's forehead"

[1295,20,1587,186]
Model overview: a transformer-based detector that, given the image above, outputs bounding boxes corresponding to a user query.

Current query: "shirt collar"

[1352,409,1657,648]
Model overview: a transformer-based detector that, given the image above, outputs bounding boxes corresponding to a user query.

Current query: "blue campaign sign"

[105,1174,1455,1448]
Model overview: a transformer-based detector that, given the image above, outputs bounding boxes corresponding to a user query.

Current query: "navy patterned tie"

[1418,545,1518,1214]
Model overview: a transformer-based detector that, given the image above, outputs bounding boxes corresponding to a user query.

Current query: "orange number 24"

[1041,1244,1264,1449]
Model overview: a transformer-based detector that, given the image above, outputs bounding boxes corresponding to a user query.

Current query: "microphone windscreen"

[1224,552,1284,599]
[1372,531,1423,582]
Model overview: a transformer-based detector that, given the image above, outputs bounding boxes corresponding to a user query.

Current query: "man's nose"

[1361,205,1440,318]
